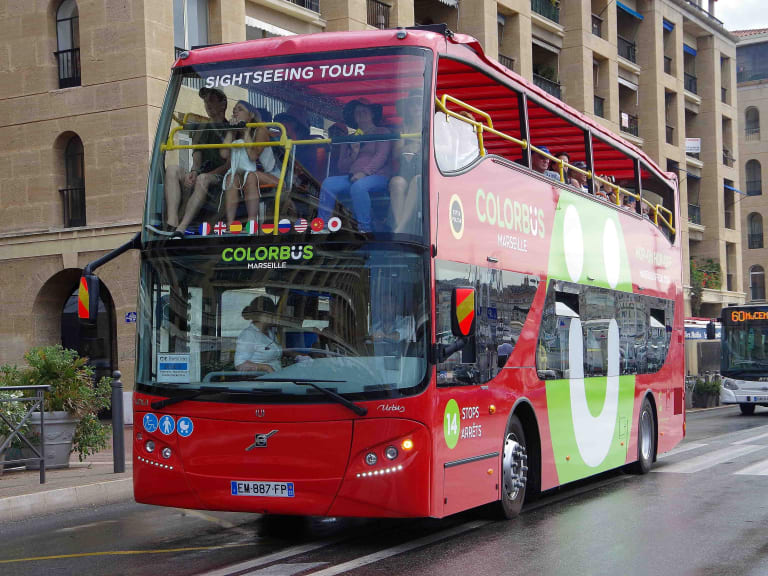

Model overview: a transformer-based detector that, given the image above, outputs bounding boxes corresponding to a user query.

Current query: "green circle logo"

[444,399,460,449]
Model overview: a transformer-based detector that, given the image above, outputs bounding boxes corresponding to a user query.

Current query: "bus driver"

[235,297,283,373]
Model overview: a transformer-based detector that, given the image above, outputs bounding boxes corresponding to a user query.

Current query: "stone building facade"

[0,0,742,388]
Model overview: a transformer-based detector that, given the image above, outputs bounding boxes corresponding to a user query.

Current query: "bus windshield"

[136,245,429,402]
[145,47,430,240]
[722,310,768,376]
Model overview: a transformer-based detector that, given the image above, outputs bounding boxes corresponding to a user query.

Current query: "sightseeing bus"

[721,305,768,415]
[80,25,685,519]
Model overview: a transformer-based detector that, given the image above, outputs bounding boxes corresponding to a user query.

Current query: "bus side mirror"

[78,274,100,325]
[451,287,476,338]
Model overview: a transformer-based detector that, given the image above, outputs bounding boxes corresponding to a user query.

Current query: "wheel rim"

[640,408,652,461]
[502,433,527,501]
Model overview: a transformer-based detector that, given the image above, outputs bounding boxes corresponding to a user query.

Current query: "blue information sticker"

[125,312,137,323]
[142,413,158,433]
[177,417,193,437]
[158,414,176,435]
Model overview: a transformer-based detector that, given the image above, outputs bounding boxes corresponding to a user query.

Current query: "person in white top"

[235,297,282,373]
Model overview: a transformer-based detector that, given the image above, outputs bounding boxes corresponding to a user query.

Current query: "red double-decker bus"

[81,25,684,519]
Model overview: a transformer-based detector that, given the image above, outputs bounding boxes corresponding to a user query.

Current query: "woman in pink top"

[317,98,392,233]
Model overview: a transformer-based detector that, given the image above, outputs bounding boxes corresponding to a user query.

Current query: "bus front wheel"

[740,403,756,416]
[497,414,528,519]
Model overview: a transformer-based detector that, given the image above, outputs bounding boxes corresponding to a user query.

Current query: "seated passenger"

[235,297,282,373]
[220,100,281,225]
[532,146,561,181]
[569,160,590,193]
[622,194,638,213]
[389,92,423,234]
[327,122,350,176]
[165,87,229,236]
[317,98,392,233]
[557,151,571,182]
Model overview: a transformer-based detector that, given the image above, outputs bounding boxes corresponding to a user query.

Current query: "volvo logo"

[246,430,278,450]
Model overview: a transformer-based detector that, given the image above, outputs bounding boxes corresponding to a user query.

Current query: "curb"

[0,478,134,523]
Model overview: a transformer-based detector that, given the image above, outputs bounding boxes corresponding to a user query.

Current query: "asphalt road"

[2,405,768,576]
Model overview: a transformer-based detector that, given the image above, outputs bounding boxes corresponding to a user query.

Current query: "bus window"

[616,292,647,374]
[640,162,677,243]
[582,287,615,377]
[434,58,524,171]
[537,284,579,379]
[526,99,587,183]
[592,136,637,207]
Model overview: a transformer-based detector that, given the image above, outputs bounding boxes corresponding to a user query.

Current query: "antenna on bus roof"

[407,23,454,37]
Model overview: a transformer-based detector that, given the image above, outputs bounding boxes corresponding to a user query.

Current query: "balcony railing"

[594,95,605,118]
[531,0,559,23]
[683,0,724,26]
[684,73,698,94]
[620,112,639,137]
[723,150,735,167]
[688,204,701,225]
[617,35,637,63]
[738,70,768,83]
[533,73,561,99]
[724,209,735,229]
[499,54,515,70]
[60,187,86,228]
[592,14,603,38]
[749,233,764,249]
[727,273,735,292]
[666,125,674,144]
[367,0,391,29]
[54,48,80,89]
[664,56,672,75]
[721,87,728,103]
[746,127,760,141]
[686,151,700,160]
[287,0,320,11]
[747,179,762,196]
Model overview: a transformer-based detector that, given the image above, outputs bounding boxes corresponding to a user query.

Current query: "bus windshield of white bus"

[145,48,430,240]
[135,246,429,402]
[722,308,768,376]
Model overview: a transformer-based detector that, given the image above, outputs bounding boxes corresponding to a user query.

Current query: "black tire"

[740,403,756,416]
[496,414,528,519]
[628,396,655,475]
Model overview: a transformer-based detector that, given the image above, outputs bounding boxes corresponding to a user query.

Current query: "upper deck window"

[146,48,430,241]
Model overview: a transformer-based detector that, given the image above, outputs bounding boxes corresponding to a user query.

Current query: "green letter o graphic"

[444,399,460,449]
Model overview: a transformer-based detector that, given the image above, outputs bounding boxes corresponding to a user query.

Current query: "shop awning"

[663,19,674,32]
[617,2,644,20]
[245,16,295,37]
[618,76,638,91]
[437,0,458,7]
[684,44,697,56]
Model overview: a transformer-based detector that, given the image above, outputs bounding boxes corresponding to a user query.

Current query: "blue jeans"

[317,174,389,232]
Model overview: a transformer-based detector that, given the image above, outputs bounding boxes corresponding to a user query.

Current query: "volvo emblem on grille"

[246,430,278,450]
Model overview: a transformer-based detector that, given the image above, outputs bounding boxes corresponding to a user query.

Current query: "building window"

[746,107,760,141]
[748,213,764,249]
[174,0,208,52]
[751,266,766,301]
[55,0,80,88]
[746,159,762,196]
[61,135,85,228]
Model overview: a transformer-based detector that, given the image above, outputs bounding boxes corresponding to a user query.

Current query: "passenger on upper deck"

[569,161,589,193]
[389,91,423,234]
[220,100,281,226]
[317,98,392,233]
[557,151,571,182]
[531,146,561,181]
[165,87,229,236]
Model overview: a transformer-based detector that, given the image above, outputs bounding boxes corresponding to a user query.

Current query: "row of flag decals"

[198,217,342,236]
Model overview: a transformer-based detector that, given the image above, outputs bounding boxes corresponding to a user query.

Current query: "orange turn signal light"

[401,439,414,451]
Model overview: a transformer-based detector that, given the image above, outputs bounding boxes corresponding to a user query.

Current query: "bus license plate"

[749,396,768,402]
[230,481,295,497]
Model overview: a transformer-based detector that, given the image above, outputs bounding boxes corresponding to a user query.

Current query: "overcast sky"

[716,0,768,31]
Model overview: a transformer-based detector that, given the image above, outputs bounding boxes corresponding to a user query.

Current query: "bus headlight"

[365,452,377,466]
[723,379,739,390]
[161,447,172,459]
[145,440,155,453]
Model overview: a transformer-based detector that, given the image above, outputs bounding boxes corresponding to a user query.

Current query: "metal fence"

[0,385,50,483]
[367,0,391,29]
[620,112,639,137]
[684,73,698,94]
[594,95,605,118]
[60,187,86,228]
[55,48,80,89]
[617,35,636,63]
[688,204,701,225]
[531,0,559,23]
[533,74,561,99]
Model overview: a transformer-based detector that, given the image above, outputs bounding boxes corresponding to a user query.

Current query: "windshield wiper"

[255,377,367,416]
[150,386,271,409]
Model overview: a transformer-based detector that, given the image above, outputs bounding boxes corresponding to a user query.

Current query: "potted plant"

[5,346,112,468]
[693,376,722,408]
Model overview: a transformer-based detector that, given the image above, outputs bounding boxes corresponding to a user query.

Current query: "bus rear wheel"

[628,396,655,474]
[497,414,528,519]
[740,403,756,416]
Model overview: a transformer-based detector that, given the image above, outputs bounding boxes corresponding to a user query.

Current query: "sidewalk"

[0,426,134,523]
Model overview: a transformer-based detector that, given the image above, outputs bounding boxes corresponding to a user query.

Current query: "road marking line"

[307,520,491,576]
[657,442,708,459]
[733,430,768,445]
[200,540,343,576]
[242,562,328,575]
[0,543,252,565]
[734,457,768,476]
[654,444,765,474]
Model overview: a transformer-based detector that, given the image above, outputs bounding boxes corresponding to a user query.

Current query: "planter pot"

[25,411,78,469]
[693,392,719,409]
